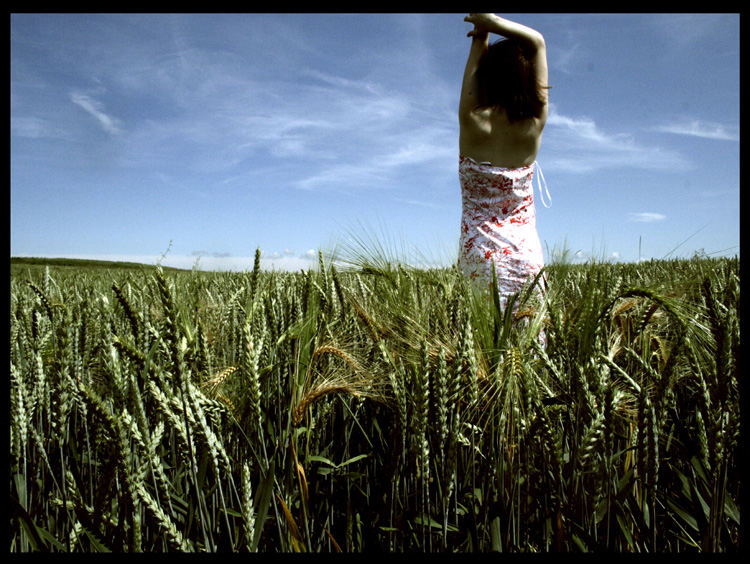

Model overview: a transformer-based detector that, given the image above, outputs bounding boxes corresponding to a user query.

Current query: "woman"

[458,13,550,313]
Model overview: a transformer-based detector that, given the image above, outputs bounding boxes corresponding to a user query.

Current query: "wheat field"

[9,251,740,552]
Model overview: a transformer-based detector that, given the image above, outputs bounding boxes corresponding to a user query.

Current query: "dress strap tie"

[534,161,551,208]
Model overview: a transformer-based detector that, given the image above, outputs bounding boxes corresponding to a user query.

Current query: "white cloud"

[114,61,455,189]
[114,17,455,191]
[543,104,691,174]
[628,212,666,223]
[649,14,733,57]
[11,116,69,140]
[191,250,231,258]
[70,91,122,135]
[392,197,446,210]
[654,119,739,141]
[14,15,459,196]
[552,41,584,75]
[301,68,379,94]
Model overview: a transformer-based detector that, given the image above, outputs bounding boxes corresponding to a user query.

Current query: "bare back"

[459,106,546,168]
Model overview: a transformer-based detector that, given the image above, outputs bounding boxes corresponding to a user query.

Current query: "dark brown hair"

[475,38,548,122]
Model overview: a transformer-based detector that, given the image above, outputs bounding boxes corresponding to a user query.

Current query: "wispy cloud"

[191,250,232,258]
[14,14,459,196]
[301,68,379,93]
[70,91,122,135]
[225,62,457,192]
[550,39,584,75]
[649,14,734,58]
[629,212,666,223]
[11,116,69,140]
[392,197,446,210]
[654,119,739,141]
[294,161,390,192]
[543,104,691,173]
[293,122,456,192]
[104,46,454,188]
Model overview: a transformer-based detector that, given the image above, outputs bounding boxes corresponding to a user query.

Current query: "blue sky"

[11,13,740,271]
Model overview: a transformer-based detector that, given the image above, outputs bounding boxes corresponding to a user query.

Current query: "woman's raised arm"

[464,13,548,104]
[458,22,489,123]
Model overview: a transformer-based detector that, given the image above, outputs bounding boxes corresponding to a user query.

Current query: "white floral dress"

[457,155,549,311]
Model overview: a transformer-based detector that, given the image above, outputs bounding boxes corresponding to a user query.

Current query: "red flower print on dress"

[457,155,547,312]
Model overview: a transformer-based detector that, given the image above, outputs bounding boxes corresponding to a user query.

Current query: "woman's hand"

[464,13,544,50]
[464,13,499,36]
[466,26,488,39]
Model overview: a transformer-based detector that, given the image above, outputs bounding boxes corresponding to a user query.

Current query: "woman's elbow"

[531,31,545,51]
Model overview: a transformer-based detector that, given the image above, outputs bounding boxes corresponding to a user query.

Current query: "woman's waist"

[461,198,536,219]
[461,216,538,233]
[459,161,536,198]
[459,154,537,171]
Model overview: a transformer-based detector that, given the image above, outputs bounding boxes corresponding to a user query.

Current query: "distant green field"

[10,256,187,272]
[9,253,740,552]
